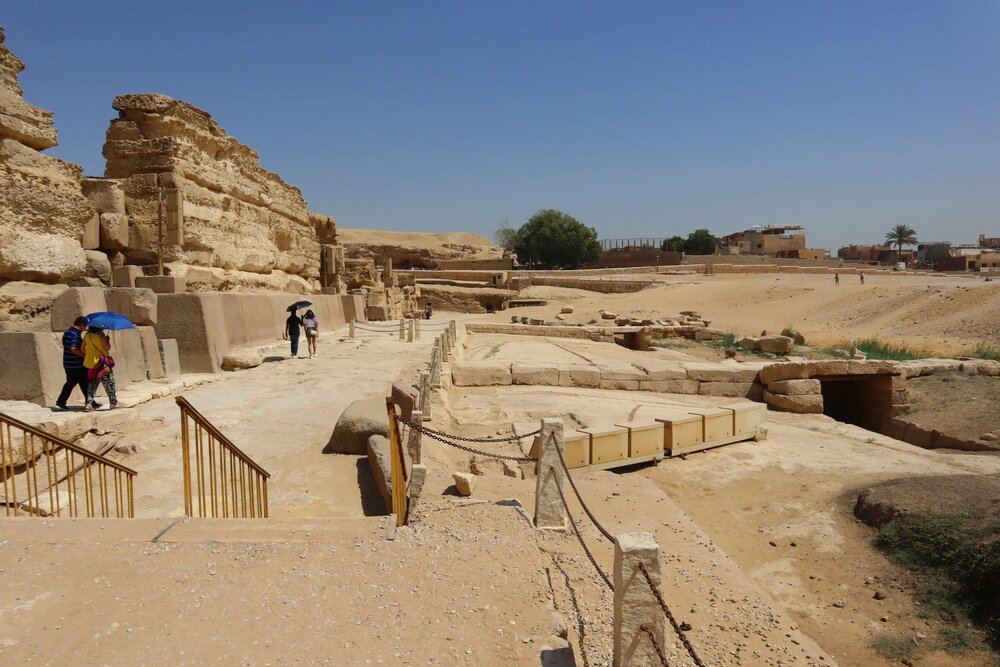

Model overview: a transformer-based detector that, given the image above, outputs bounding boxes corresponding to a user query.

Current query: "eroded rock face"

[0,26,94,282]
[103,93,319,279]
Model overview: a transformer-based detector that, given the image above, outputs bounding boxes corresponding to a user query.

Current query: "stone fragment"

[84,250,111,283]
[781,328,806,345]
[558,365,601,388]
[158,338,180,377]
[221,351,263,371]
[391,381,418,420]
[98,212,129,250]
[683,362,759,383]
[81,214,100,250]
[104,287,157,326]
[512,363,559,385]
[367,435,393,513]
[327,398,390,455]
[698,382,759,398]
[767,378,821,395]
[453,472,477,496]
[599,379,639,391]
[81,178,125,214]
[134,275,185,294]
[560,306,574,314]
[758,335,795,354]
[112,265,144,288]
[738,336,762,351]
[763,390,824,413]
[601,311,617,319]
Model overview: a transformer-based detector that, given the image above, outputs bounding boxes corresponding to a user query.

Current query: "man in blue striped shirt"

[56,316,93,410]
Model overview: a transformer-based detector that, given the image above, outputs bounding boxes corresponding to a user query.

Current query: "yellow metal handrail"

[385,397,409,526]
[177,397,270,518]
[0,411,136,518]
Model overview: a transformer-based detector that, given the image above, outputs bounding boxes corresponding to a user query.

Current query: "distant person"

[834,273,840,286]
[56,316,94,410]
[859,271,865,285]
[423,301,433,320]
[81,327,118,410]
[303,309,319,358]
[284,310,303,358]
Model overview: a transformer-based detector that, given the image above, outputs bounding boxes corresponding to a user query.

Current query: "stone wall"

[102,93,319,282]
[0,26,95,282]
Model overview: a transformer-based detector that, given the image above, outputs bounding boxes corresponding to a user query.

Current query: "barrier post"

[399,319,406,341]
[349,319,355,339]
[613,532,666,667]
[430,346,442,388]
[439,334,449,363]
[415,318,421,340]
[418,370,432,419]
[407,410,423,463]
[533,418,567,531]
[407,318,415,342]
[450,320,457,339]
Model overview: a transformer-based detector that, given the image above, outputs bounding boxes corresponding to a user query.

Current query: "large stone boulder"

[366,435,393,513]
[326,398,390,454]
[84,251,112,283]
[763,390,824,414]
[104,287,157,326]
[767,379,821,395]
[757,335,795,354]
[220,350,263,371]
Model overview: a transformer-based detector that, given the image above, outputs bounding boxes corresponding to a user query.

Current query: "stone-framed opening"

[819,374,895,431]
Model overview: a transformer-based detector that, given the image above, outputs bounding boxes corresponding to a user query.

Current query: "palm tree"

[885,224,917,265]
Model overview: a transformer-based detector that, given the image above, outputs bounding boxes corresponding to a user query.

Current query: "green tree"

[513,209,602,269]
[660,236,685,252]
[683,228,719,255]
[493,219,516,252]
[885,224,918,264]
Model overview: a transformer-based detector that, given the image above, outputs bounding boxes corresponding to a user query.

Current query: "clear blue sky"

[4,1,999,250]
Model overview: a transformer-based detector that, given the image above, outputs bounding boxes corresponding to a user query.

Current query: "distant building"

[837,244,888,263]
[979,234,1000,250]
[915,242,951,266]
[938,251,1000,272]
[721,225,810,257]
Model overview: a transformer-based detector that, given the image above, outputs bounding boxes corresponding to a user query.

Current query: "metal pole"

[157,187,165,276]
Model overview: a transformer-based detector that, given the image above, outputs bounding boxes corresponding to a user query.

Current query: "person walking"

[56,316,94,410]
[834,272,840,286]
[859,271,865,285]
[81,327,118,410]
[303,309,319,358]
[284,310,303,358]
[423,301,433,320]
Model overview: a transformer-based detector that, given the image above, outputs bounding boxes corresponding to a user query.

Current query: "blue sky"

[4,1,999,250]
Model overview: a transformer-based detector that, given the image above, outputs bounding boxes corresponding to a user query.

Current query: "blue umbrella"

[85,311,136,330]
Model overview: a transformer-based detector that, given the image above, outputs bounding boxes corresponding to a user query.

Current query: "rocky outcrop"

[338,228,504,269]
[103,93,319,281]
[0,26,94,282]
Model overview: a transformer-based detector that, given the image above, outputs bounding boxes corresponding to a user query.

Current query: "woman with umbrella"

[284,301,311,359]
[80,312,132,410]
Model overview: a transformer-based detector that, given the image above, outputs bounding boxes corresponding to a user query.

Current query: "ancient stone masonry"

[0,26,95,282]
[102,93,320,283]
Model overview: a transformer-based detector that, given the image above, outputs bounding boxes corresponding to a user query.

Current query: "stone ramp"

[0,502,561,666]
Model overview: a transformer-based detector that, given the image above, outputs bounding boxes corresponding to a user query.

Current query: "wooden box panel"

[687,407,734,441]
[719,402,767,437]
[579,427,628,464]
[528,430,591,468]
[656,414,703,450]
[614,421,664,457]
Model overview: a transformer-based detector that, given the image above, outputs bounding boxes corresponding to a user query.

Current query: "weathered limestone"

[158,339,181,377]
[50,287,107,332]
[683,362,759,383]
[328,398,390,455]
[103,94,319,280]
[613,532,666,667]
[112,265,144,288]
[137,326,164,379]
[452,472,477,497]
[758,360,897,385]
[698,381,761,398]
[558,365,601,388]
[221,351,263,371]
[451,361,513,386]
[638,379,700,394]
[511,363,560,386]
[84,250,112,283]
[104,288,157,326]
[366,435,393,513]
[135,275,185,294]
[767,379,821,395]
[534,418,568,531]
[0,331,64,404]
[0,27,94,282]
[763,390,824,414]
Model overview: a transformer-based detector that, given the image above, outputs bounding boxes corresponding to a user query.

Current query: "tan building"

[979,234,1000,250]
[722,225,807,257]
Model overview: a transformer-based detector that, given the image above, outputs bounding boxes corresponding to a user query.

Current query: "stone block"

[452,472,477,496]
[683,362,759,383]
[558,365,601,388]
[112,265,144,288]
[81,177,126,214]
[135,275,185,294]
[153,293,227,373]
[136,326,164,380]
[82,213,100,250]
[656,413,704,451]
[763,390,824,413]
[104,287,157,326]
[767,379,821,395]
[391,381,418,420]
[698,382,758,398]
[99,212,129,250]
[578,426,628,465]
[50,287,107,332]
[108,328,147,385]
[599,379,640,391]
[221,351,263,371]
[158,339,180,377]
[83,250,111,283]
[638,379,700,394]
[512,363,560,385]
[719,402,767,438]
[367,435,393,513]
[365,305,389,321]
[0,332,65,405]
[614,421,664,457]
[329,398,390,455]
[451,361,512,386]
[598,364,646,381]
[758,335,795,354]
[688,407,734,441]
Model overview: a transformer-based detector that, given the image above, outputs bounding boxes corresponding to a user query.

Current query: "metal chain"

[551,433,615,543]
[641,625,670,667]
[402,420,536,462]
[638,562,705,667]
[552,473,613,591]
[398,415,540,443]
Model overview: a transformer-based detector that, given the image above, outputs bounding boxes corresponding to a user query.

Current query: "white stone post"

[407,318,415,342]
[418,370,431,419]
[450,320,457,339]
[430,347,441,388]
[613,532,666,667]
[438,334,449,363]
[533,418,567,531]
[415,318,421,340]
[407,410,423,463]
[349,319,355,339]
[399,319,406,341]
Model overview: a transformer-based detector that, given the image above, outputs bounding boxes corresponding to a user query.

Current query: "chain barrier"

[551,433,615,543]
[396,414,536,462]
[397,415,540,443]
[551,558,593,667]
[638,562,705,667]
[551,472,613,591]
[641,624,671,667]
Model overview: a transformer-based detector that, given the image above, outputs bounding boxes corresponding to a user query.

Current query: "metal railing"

[0,411,136,518]
[177,397,270,518]
[385,397,409,526]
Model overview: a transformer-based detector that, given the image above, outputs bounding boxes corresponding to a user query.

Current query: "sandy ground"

[473,272,1000,355]
[902,373,1000,443]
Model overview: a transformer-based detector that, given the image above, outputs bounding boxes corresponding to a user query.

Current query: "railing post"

[407,318,415,342]
[418,370,432,419]
[533,418,567,531]
[613,532,666,667]
[430,346,441,388]
[415,318,421,340]
[349,319,355,339]
[407,410,423,463]
[441,331,450,361]
[399,319,406,341]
